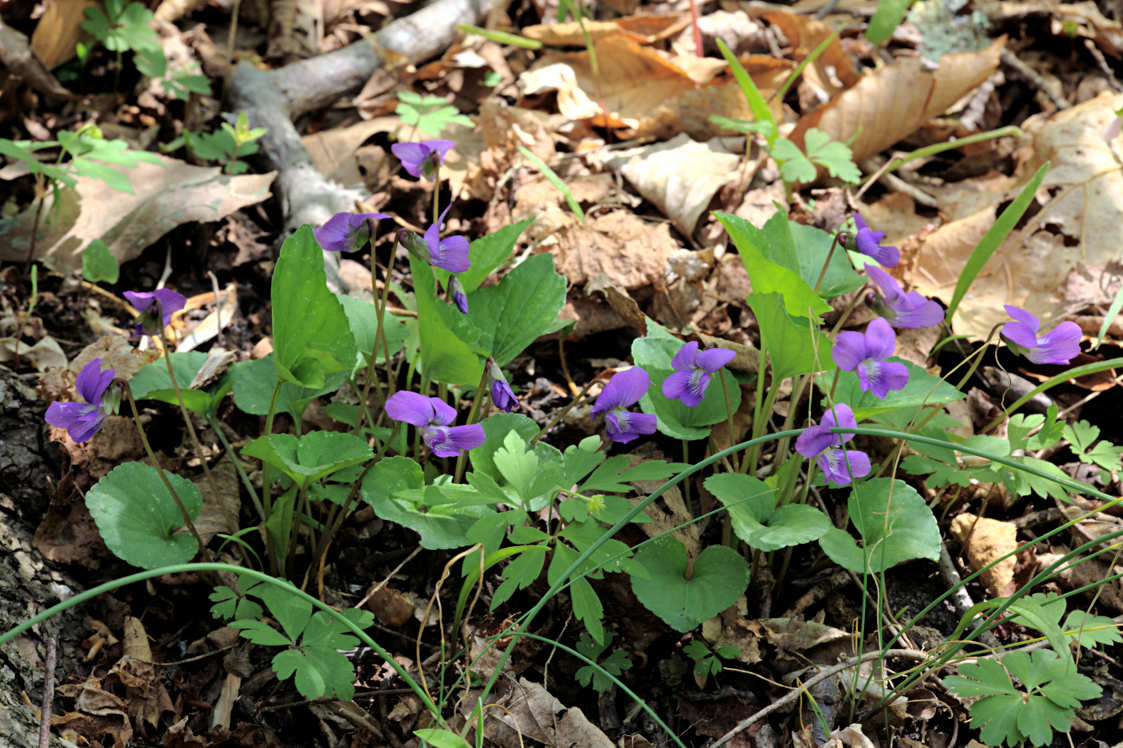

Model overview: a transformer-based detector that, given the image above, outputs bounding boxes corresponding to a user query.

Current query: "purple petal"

[45,401,104,443]
[695,347,735,372]
[820,403,857,436]
[1001,320,1040,350]
[795,423,839,458]
[490,379,518,411]
[670,341,699,371]
[832,331,867,371]
[391,142,428,177]
[425,423,486,457]
[852,213,870,234]
[864,360,909,398]
[865,264,902,302]
[605,409,657,443]
[1004,305,1041,333]
[433,235,471,273]
[863,318,897,361]
[384,391,436,427]
[819,448,870,486]
[429,398,458,426]
[1026,321,1082,365]
[75,358,115,405]
[661,370,692,403]
[889,293,944,329]
[592,367,650,414]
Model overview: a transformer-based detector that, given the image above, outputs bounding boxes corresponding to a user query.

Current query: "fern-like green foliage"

[574,632,632,692]
[396,91,474,137]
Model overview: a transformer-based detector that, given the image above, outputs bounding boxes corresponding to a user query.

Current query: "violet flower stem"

[813,232,843,294]
[207,413,265,522]
[261,378,282,574]
[529,377,599,446]
[454,366,490,483]
[125,384,207,554]
[160,337,221,508]
[432,163,441,227]
[719,370,737,456]
[354,253,396,435]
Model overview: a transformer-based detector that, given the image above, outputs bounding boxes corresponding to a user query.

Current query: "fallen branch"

[225,0,492,288]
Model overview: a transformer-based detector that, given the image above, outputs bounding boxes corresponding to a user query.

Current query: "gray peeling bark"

[226,0,492,286]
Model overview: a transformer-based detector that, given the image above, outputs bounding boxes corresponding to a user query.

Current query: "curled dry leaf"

[790,38,1005,163]
[950,513,1018,597]
[30,0,99,70]
[756,8,861,97]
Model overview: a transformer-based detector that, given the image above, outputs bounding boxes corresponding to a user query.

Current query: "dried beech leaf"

[521,13,690,46]
[950,513,1017,597]
[31,0,99,70]
[757,8,860,94]
[791,38,1005,163]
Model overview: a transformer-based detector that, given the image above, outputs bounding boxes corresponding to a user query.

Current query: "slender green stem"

[719,370,738,452]
[261,377,283,572]
[161,340,222,506]
[812,232,843,293]
[455,366,489,482]
[206,413,265,522]
[124,385,207,554]
[982,357,1123,433]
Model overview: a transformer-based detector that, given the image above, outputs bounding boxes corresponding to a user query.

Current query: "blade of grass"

[1094,282,1123,350]
[457,24,543,50]
[516,144,585,223]
[715,38,775,145]
[945,162,1049,324]
[769,28,842,105]
[866,0,913,45]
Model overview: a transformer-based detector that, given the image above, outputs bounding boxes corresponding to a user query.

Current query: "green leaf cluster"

[396,91,474,137]
[213,577,373,700]
[771,129,860,185]
[575,632,633,692]
[683,640,739,679]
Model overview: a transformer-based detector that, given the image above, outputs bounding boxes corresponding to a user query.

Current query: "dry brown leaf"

[997,1,1123,57]
[193,458,241,545]
[174,284,240,352]
[546,209,679,290]
[31,0,99,70]
[483,678,614,748]
[521,13,690,46]
[521,34,790,139]
[791,38,1005,163]
[0,156,275,274]
[302,118,396,187]
[610,134,742,236]
[756,7,860,96]
[912,90,1123,338]
[950,513,1018,597]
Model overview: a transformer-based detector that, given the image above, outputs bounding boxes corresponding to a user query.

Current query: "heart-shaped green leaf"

[818,478,940,573]
[630,538,749,632]
[704,473,830,551]
[85,461,201,569]
[242,431,372,489]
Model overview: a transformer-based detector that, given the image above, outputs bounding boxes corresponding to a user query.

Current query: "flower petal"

[832,331,867,371]
[695,347,736,372]
[1001,321,1039,350]
[434,235,471,273]
[868,360,909,398]
[670,341,699,371]
[75,358,115,404]
[592,367,650,413]
[429,397,458,426]
[425,423,486,457]
[863,317,897,361]
[820,403,857,436]
[384,391,436,427]
[890,293,944,329]
[795,423,838,458]
[1027,321,1082,365]
[661,370,692,403]
[1004,305,1041,333]
[390,142,428,177]
[865,264,902,302]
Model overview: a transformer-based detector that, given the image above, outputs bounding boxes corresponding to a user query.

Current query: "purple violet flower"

[423,204,471,273]
[391,140,456,180]
[661,341,736,407]
[833,317,909,398]
[590,367,658,444]
[384,391,485,458]
[1001,305,1082,365]
[487,358,517,412]
[865,265,943,329]
[449,275,469,314]
[795,403,871,486]
[314,212,387,253]
[123,288,186,337]
[849,214,900,268]
[44,358,117,443]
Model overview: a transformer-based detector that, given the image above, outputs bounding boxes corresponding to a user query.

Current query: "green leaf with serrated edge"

[229,619,291,646]
[716,212,831,318]
[468,253,566,366]
[272,226,355,387]
[435,218,534,293]
[85,462,201,569]
[823,358,964,421]
[492,431,538,500]
[749,292,834,381]
[411,253,483,386]
[360,457,485,549]
[1005,597,1072,662]
[945,658,1015,698]
[257,583,313,642]
[129,351,214,413]
[414,729,473,748]
[632,325,742,440]
[570,574,605,643]
[242,432,371,489]
[818,479,939,574]
[759,211,865,299]
[302,608,371,651]
[209,585,263,621]
[969,694,1026,747]
[804,129,860,183]
[629,538,750,632]
[704,473,829,551]
[470,413,540,482]
[562,436,605,487]
[273,645,356,700]
[335,294,408,372]
[82,239,119,283]
[491,546,546,608]
[771,138,816,183]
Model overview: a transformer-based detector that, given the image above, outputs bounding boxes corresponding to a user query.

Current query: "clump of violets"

[662,341,735,407]
[44,358,117,443]
[487,358,517,412]
[391,140,455,180]
[795,403,870,487]
[384,391,485,458]
[591,367,657,444]
[315,212,386,253]
[865,265,943,329]
[1001,305,1082,365]
[833,317,909,398]
[848,213,899,268]
[123,288,186,337]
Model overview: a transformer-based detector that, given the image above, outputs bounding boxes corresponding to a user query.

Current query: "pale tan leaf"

[31,0,99,70]
[950,514,1017,597]
[791,38,1005,163]
[521,13,690,46]
[756,7,860,95]
[301,118,396,186]
[0,156,275,274]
